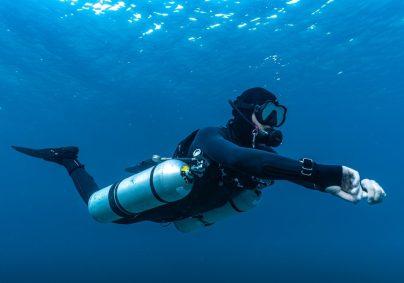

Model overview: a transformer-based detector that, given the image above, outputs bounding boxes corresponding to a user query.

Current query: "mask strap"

[228,100,257,129]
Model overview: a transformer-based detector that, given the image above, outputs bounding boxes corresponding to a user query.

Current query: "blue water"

[0,0,403,282]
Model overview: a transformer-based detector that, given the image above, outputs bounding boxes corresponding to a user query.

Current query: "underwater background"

[0,0,403,282]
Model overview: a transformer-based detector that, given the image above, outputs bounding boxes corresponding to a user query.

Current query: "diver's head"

[229,87,287,148]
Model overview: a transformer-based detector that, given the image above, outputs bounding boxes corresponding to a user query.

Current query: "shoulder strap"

[172,129,199,158]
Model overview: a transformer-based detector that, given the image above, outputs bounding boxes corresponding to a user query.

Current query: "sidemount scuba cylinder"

[88,159,194,223]
[88,149,208,223]
[174,189,262,233]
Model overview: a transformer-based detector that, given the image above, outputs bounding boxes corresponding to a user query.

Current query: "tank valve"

[151,149,208,177]
[190,149,209,177]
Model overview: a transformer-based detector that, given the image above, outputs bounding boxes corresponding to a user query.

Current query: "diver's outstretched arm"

[12,146,99,204]
[195,127,386,204]
[196,128,342,189]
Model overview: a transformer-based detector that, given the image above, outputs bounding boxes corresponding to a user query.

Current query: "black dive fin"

[125,159,157,173]
[12,145,79,162]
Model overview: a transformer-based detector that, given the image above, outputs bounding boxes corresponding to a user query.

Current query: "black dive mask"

[230,99,287,128]
[252,127,283,148]
[254,101,287,127]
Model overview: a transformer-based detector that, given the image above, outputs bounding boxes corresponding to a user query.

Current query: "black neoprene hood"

[233,87,277,115]
[228,87,279,146]
[237,87,277,104]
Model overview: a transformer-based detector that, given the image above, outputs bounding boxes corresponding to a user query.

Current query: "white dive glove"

[324,166,386,204]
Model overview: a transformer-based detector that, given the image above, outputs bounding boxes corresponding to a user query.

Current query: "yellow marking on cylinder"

[181,165,190,173]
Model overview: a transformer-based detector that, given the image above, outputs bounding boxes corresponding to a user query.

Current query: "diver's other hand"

[324,166,362,203]
[360,179,386,205]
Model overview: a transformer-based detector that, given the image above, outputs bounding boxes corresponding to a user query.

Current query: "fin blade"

[12,146,45,159]
[12,145,79,161]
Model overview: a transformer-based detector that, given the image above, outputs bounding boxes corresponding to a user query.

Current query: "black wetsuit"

[14,122,343,224]
[113,125,342,224]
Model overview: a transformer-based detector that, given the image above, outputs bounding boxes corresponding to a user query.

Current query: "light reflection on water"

[58,0,335,39]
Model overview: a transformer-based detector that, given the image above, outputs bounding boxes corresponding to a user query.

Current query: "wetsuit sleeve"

[196,128,342,191]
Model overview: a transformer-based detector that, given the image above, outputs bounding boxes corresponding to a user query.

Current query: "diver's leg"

[61,159,99,203]
[12,146,99,204]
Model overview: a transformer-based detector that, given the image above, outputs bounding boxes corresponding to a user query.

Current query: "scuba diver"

[13,87,386,232]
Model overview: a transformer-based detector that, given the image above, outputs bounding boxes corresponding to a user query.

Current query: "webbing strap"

[149,166,169,204]
[108,181,136,218]
[229,198,244,213]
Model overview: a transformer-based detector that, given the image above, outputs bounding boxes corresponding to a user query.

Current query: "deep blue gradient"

[0,0,403,282]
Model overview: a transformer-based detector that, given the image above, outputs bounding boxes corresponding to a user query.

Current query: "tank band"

[229,198,244,213]
[150,166,170,204]
[108,181,136,218]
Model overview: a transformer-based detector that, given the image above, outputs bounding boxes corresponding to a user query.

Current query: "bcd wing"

[125,159,157,173]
